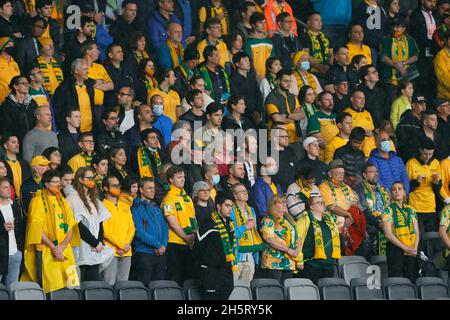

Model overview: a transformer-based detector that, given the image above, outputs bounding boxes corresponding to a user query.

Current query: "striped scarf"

[166,40,184,69]
[80,150,94,167]
[198,64,230,100]
[308,210,342,260]
[294,69,317,94]
[306,29,330,65]
[137,145,161,179]
[390,202,416,250]
[133,50,150,65]
[37,56,63,96]
[233,204,264,253]
[211,212,238,272]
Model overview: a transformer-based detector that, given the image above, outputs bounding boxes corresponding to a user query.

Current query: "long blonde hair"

[73,167,99,213]
[267,194,296,226]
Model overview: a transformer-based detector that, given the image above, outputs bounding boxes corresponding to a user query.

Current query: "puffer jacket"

[333,142,366,178]
[0,93,37,142]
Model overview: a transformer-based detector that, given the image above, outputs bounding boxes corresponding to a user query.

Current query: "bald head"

[168,22,183,43]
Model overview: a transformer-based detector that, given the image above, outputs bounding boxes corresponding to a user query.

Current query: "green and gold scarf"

[211,212,238,272]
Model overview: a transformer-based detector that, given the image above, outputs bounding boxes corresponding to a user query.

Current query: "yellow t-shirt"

[199,5,229,35]
[361,136,396,158]
[102,199,136,257]
[88,63,112,106]
[344,107,375,132]
[324,135,348,164]
[197,39,230,68]
[0,56,20,103]
[347,42,372,65]
[6,159,22,198]
[75,84,93,133]
[67,154,87,174]
[148,87,180,123]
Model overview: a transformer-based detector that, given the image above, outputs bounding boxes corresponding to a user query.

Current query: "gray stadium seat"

[149,280,184,300]
[81,281,115,300]
[251,278,285,300]
[115,281,150,300]
[229,280,252,300]
[370,255,389,282]
[0,283,9,300]
[337,256,368,277]
[183,279,203,300]
[318,278,352,300]
[383,277,417,300]
[9,282,45,300]
[341,261,371,285]
[283,278,320,300]
[47,288,81,300]
[422,232,444,260]
[416,277,450,300]
[350,277,385,300]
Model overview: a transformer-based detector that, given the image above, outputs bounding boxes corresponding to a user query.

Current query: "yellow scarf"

[390,203,416,251]
[233,203,264,252]
[164,185,197,235]
[391,35,409,85]
[167,40,184,69]
[308,210,341,260]
[137,145,161,178]
[37,56,63,96]
[294,69,317,94]
[133,50,150,64]
[211,212,238,272]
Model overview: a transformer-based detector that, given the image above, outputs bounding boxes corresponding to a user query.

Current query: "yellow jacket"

[148,87,180,123]
[434,48,450,99]
[0,55,20,103]
[324,135,348,164]
[102,199,136,257]
[344,107,375,132]
[67,153,87,173]
[390,95,411,130]
[197,38,230,68]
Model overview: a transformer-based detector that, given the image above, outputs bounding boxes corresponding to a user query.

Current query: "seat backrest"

[115,281,150,300]
[251,278,281,288]
[81,281,115,300]
[350,277,384,300]
[318,278,352,300]
[416,277,450,300]
[183,279,203,300]
[149,280,184,300]
[10,282,46,301]
[383,278,417,300]
[422,232,444,259]
[254,285,285,300]
[342,261,371,285]
[283,278,319,300]
[0,283,9,300]
[337,256,368,267]
[228,286,252,300]
[47,288,81,300]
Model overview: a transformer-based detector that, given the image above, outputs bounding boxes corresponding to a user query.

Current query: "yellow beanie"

[292,50,308,68]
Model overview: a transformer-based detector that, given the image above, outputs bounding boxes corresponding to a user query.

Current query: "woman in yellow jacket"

[390,80,413,130]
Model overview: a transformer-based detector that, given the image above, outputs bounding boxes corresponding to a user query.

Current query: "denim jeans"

[1,250,22,287]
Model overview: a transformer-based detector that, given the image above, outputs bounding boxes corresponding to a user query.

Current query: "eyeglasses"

[118,92,131,96]
[235,189,248,194]
[311,201,324,206]
[17,82,29,86]
[84,176,94,180]
[31,71,43,76]
[49,180,61,184]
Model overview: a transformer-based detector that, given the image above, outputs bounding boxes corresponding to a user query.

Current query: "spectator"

[324,46,350,93]
[347,54,366,90]
[245,12,275,81]
[36,36,63,98]
[344,89,375,137]
[180,89,207,130]
[361,120,397,159]
[67,132,96,174]
[67,167,115,282]
[434,30,450,99]
[0,37,20,103]
[259,58,281,101]
[300,12,332,78]
[252,156,283,219]
[0,75,37,142]
[198,0,230,36]
[173,48,200,99]
[149,94,174,147]
[191,180,214,225]
[271,126,299,191]
[358,64,391,129]
[197,17,231,70]
[272,12,302,69]
[172,0,192,44]
[385,0,403,26]
[22,106,58,163]
[202,163,220,201]
[300,137,329,185]
[109,0,144,49]
[130,177,168,284]
[148,68,181,123]
[22,170,79,293]
[439,204,450,276]
[390,80,414,130]
[96,109,127,153]
[355,163,391,257]
[33,0,60,49]
[382,181,419,283]
[346,23,372,66]
[264,0,298,36]
[432,12,450,54]
[221,94,253,132]
[286,166,321,221]
[332,74,351,115]
[134,128,167,183]
[108,147,129,186]
[435,99,450,153]
[260,194,300,282]
[368,130,410,194]
[0,177,24,286]
[92,153,109,200]
[1,134,31,199]
[230,183,263,287]
[292,50,323,96]
[20,155,50,213]
[0,0,22,39]
[52,59,97,134]
[134,58,157,104]
[27,66,51,117]
[180,75,214,113]
[161,165,197,285]
[324,112,353,164]
[158,22,184,69]
[226,30,245,64]
[237,1,257,40]
[396,92,427,161]
[298,85,319,137]
[333,127,366,188]
[103,45,134,105]
[147,0,182,52]
[15,16,47,72]
[296,195,342,284]
[124,32,151,83]
[197,191,236,300]
[101,175,136,285]
[42,147,61,171]
[59,165,74,197]
[197,45,231,104]
[230,51,263,127]
[116,86,136,134]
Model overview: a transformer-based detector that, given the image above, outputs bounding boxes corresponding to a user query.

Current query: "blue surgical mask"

[301,61,311,71]
[152,104,164,117]
[148,146,157,152]
[380,140,391,153]
[212,174,221,186]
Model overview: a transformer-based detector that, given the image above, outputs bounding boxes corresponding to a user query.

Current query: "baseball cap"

[412,92,427,104]
[30,155,51,167]
[184,48,200,61]
[433,98,449,109]
[333,73,349,86]
[329,159,345,170]
[303,136,319,150]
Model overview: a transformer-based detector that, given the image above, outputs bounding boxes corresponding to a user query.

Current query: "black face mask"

[4,47,15,57]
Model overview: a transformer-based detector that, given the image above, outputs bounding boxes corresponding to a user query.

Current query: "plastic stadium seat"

[337,256,368,277]
[350,277,385,300]
[47,288,81,300]
[9,282,45,300]
[183,279,203,300]
[370,256,389,282]
[250,278,285,300]
[115,281,150,300]
[229,280,252,300]
[283,278,320,300]
[422,232,444,260]
[81,281,115,300]
[341,261,371,285]
[383,277,417,300]
[318,278,352,300]
[415,277,450,300]
[149,280,184,300]
[0,283,9,300]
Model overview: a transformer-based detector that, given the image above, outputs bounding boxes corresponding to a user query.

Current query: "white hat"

[303,136,319,150]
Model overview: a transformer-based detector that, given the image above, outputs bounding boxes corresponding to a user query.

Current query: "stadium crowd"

[0,0,449,300]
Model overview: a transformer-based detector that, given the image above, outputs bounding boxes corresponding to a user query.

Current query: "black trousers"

[79,264,100,281]
[298,263,335,285]
[417,213,439,252]
[386,242,419,283]
[260,269,293,283]
[129,252,166,285]
[447,255,450,277]
[200,265,234,300]
[165,243,195,285]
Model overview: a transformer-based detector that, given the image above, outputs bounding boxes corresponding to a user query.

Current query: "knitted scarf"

[325,178,354,205]
[266,74,277,91]
[80,150,94,167]
[390,202,416,251]
[137,145,161,179]
[306,29,330,65]
[295,179,313,203]
[133,50,150,64]
[233,203,264,253]
[94,174,103,190]
[166,40,184,69]
[294,69,317,94]
[32,172,44,190]
[37,56,63,96]
[275,215,298,253]
[390,35,409,84]
[142,77,158,94]
[198,63,230,99]
[307,210,341,260]
[302,102,319,120]
[211,212,237,272]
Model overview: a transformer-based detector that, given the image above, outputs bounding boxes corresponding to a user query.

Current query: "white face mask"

[152,104,164,117]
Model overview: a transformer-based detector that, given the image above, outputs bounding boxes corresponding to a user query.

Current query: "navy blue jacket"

[251,177,283,218]
[147,11,182,52]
